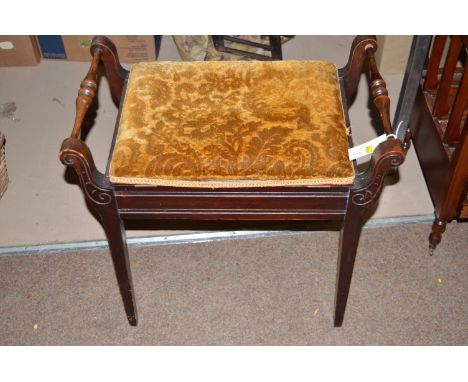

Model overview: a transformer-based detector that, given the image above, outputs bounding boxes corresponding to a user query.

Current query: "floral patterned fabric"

[109,60,354,188]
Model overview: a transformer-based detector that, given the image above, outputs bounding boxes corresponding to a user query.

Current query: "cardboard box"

[0,36,41,67]
[36,35,66,59]
[37,35,161,63]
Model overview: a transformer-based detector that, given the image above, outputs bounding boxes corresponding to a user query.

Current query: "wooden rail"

[70,49,102,139]
[423,35,468,146]
[365,45,394,136]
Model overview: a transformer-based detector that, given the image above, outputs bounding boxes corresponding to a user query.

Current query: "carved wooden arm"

[342,37,406,208]
[340,36,396,137]
[60,36,128,196]
[339,35,377,104]
[69,36,128,140]
[61,42,103,185]
[365,43,394,136]
[352,138,405,208]
[61,44,102,179]
[91,36,129,105]
[343,36,404,158]
[70,50,101,139]
[364,42,406,171]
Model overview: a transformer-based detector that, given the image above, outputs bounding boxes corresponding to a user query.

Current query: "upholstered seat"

[109,61,354,187]
[61,36,407,328]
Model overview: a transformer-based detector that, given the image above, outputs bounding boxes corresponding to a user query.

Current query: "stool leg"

[334,208,363,327]
[100,207,138,326]
[428,218,447,256]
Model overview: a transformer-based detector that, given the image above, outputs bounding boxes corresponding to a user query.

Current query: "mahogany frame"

[59,35,405,327]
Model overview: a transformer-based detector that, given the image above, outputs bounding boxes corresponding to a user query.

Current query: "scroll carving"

[351,173,384,206]
[59,37,127,210]
[61,150,113,206]
[351,143,405,207]
[60,137,114,207]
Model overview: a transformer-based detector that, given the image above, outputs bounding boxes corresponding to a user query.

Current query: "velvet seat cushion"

[109,60,355,188]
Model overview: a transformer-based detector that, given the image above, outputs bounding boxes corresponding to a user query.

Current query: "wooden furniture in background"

[409,35,468,255]
[211,35,292,60]
[59,35,406,327]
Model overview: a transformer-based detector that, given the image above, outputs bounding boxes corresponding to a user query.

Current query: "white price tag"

[348,134,388,161]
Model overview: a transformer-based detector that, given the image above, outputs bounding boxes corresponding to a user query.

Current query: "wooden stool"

[60,35,405,327]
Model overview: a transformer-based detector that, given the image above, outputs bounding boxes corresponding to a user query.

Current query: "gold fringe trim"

[109,175,355,188]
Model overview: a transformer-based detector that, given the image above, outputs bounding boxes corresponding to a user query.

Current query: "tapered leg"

[100,208,138,326]
[428,218,447,256]
[334,208,363,327]
[61,139,137,326]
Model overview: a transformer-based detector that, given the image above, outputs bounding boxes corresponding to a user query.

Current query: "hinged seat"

[109,61,354,187]
[60,36,407,328]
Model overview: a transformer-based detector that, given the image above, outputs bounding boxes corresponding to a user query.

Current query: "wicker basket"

[0,132,8,200]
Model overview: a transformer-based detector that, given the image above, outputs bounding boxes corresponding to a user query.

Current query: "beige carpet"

[0,222,466,345]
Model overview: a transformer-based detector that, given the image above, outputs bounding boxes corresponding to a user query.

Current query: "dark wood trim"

[409,35,468,254]
[71,50,101,139]
[59,138,137,325]
[334,203,363,327]
[91,36,128,105]
[440,118,468,217]
[339,35,377,105]
[445,60,468,143]
[410,86,451,211]
[424,36,447,93]
[393,35,432,148]
[100,204,138,326]
[269,36,283,60]
[105,79,128,178]
[429,218,447,256]
[433,36,462,118]
[335,138,405,326]
[60,36,407,327]
[366,46,393,135]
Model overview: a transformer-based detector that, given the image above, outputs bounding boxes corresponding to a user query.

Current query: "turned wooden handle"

[70,48,102,139]
[365,45,393,136]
